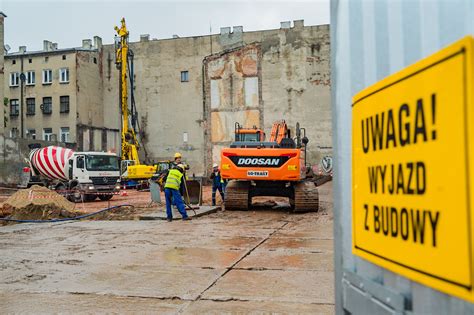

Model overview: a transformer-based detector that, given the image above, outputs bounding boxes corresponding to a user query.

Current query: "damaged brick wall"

[203,43,263,168]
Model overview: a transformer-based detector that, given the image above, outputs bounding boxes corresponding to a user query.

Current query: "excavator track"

[224,181,250,210]
[293,181,319,212]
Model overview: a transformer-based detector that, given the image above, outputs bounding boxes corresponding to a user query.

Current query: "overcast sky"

[0,0,330,52]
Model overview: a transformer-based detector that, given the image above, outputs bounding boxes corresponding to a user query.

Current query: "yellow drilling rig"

[115,18,159,182]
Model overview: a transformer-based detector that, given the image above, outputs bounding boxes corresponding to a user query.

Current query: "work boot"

[182,217,192,221]
[167,218,172,222]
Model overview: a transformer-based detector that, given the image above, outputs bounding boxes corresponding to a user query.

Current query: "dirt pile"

[0,185,80,221]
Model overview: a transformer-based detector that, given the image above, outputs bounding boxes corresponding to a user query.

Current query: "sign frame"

[352,36,474,303]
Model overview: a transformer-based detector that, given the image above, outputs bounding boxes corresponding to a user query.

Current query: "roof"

[5,47,98,59]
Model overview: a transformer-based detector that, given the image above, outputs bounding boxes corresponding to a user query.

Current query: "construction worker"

[210,163,225,206]
[173,152,182,167]
[164,164,191,221]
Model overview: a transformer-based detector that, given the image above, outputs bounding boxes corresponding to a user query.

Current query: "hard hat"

[174,152,182,159]
[213,163,218,168]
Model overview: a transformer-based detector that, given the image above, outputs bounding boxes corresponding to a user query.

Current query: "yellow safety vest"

[164,169,183,190]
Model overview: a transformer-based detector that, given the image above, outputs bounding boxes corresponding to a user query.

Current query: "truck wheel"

[85,194,97,202]
[98,194,113,201]
[70,186,84,203]
[56,183,68,199]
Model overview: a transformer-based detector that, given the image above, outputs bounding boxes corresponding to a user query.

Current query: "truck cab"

[66,152,121,201]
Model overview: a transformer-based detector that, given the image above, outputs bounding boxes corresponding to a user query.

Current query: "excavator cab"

[234,123,265,142]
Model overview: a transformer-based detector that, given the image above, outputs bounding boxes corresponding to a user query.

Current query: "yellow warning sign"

[352,36,474,302]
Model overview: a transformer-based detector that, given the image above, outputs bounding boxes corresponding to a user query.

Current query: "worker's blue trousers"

[165,188,188,219]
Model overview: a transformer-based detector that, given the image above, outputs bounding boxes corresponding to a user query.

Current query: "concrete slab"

[202,269,335,304]
[139,205,219,220]
[235,249,334,271]
[260,238,334,252]
[2,292,187,314]
[182,300,334,314]
[0,181,336,312]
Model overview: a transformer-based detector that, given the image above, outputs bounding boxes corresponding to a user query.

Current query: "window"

[60,96,70,113]
[62,55,66,60]
[26,71,35,85]
[28,58,32,64]
[45,56,49,62]
[10,128,19,138]
[76,156,84,168]
[42,69,52,84]
[10,72,19,87]
[42,97,52,114]
[60,127,70,142]
[26,98,35,115]
[43,128,53,141]
[27,129,36,140]
[12,60,16,65]
[59,68,69,83]
[93,57,97,64]
[9,99,19,117]
[181,71,189,82]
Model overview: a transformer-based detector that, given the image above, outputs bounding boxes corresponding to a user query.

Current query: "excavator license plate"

[247,170,269,177]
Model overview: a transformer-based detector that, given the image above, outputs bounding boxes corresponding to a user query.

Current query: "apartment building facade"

[3,37,120,151]
[101,20,331,175]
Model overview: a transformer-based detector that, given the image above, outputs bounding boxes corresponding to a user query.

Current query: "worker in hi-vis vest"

[164,164,191,221]
[210,163,225,206]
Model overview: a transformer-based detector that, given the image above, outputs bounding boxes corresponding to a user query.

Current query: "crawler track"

[224,181,250,210]
[293,181,319,212]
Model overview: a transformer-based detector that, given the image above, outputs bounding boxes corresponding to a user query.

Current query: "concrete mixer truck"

[24,146,121,202]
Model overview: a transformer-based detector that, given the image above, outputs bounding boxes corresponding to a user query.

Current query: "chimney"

[93,36,102,49]
[140,34,150,42]
[233,26,243,34]
[19,46,27,53]
[293,19,304,29]
[280,21,291,29]
[43,40,52,52]
[51,43,58,50]
[220,27,231,35]
[82,39,92,49]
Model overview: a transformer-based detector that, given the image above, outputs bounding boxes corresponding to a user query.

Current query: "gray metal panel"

[331,0,474,313]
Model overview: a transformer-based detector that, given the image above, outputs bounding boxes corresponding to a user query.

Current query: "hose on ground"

[0,204,134,223]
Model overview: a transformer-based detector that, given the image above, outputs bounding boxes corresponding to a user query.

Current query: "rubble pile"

[0,185,79,221]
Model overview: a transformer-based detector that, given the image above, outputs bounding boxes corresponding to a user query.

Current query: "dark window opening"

[93,57,97,64]
[181,71,189,82]
[12,60,16,65]
[9,99,19,117]
[42,97,52,114]
[60,96,70,113]
[28,58,32,63]
[26,98,35,115]
[45,56,49,62]
[62,55,66,60]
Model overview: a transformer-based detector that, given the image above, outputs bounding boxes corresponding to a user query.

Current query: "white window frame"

[181,71,189,82]
[27,129,36,140]
[59,68,69,83]
[9,72,19,87]
[60,127,70,143]
[10,128,19,138]
[42,69,52,84]
[43,128,53,141]
[26,71,35,85]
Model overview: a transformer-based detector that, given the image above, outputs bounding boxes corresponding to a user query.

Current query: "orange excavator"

[220,120,318,212]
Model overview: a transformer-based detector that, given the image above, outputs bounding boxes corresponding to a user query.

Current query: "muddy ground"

[0,182,334,314]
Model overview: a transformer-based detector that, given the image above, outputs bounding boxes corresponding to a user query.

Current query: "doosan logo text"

[237,158,280,166]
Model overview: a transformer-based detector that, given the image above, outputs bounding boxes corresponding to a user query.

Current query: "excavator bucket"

[183,179,202,205]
